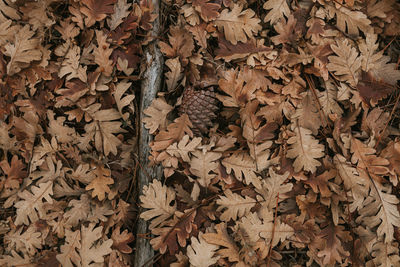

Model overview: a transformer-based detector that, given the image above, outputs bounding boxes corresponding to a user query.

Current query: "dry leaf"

[215,4,261,45]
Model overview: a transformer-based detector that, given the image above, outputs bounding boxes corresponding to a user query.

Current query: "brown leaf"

[0,155,26,190]
[85,164,114,201]
[192,0,220,21]
[80,0,117,27]
[316,223,351,265]
[151,211,196,255]
[216,35,272,62]
[215,4,261,45]
[111,226,135,254]
[357,71,395,107]
[4,25,42,75]
[202,223,241,263]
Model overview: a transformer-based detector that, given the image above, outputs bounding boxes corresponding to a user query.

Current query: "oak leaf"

[167,135,202,162]
[140,179,177,230]
[14,181,53,225]
[366,240,400,267]
[318,80,343,117]
[159,26,194,63]
[150,211,196,255]
[327,39,361,87]
[202,223,242,263]
[356,71,395,107]
[286,125,325,173]
[56,229,81,267]
[222,151,262,189]
[255,170,292,210]
[192,0,220,22]
[263,0,290,24]
[85,164,114,201]
[238,210,293,248]
[111,226,135,254]
[217,189,256,221]
[5,225,42,256]
[143,97,173,134]
[215,4,261,45]
[0,250,34,267]
[291,91,322,135]
[325,5,371,36]
[81,0,117,27]
[151,114,193,154]
[79,108,124,156]
[112,80,134,121]
[4,25,42,75]
[316,223,351,265]
[165,57,183,92]
[64,194,90,227]
[58,45,87,82]
[187,232,220,267]
[94,30,114,77]
[107,0,131,30]
[0,155,26,190]
[189,150,221,187]
[80,224,113,266]
[351,138,400,243]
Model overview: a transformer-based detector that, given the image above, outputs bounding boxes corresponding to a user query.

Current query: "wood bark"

[135,0,163,266]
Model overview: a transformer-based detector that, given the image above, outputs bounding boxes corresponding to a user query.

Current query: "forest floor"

[0,0,400,267]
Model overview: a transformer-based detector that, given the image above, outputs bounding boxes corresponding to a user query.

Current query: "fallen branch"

[135,0,163,266]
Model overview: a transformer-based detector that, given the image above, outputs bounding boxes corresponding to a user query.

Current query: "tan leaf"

[0,20,20,47]
[0,155,26,190]
[143,97,173,134]
[64,194,90,227]
[107,0,131,30]
[187,232,220,267]
[263,0,291,24]
[94,30,114,76]
[111,226,135,254]
[140,179,176,230]
[56,229,81,267]
[80,224,113,266]
[79,109,124,156]
[5,225,42,256]
[0,250,34,267]
[327,39,361,87]
[286,125,325,173]
[165,57,183,92]
[202,223,241,263]
[85,164,114,201]
[192,0,220,22]
[256,169,292,210]
[80,0,117,27]
[325,5,371,36]
[167,135,202,162]
[4,25,42,75]
[151,114,193,153]
[189,150,221,187]
[14,181,53,225]
[222,151,262,189]
[58,45,87,82]
[159,26,194,61]
[215,4,261,45]
[317,223,351,265]
[334,155,368,211]
[291,91,322,135]
[217,189,256,221]
[112,80,134,121]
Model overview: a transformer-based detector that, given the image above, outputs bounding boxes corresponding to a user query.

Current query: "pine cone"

[180,87,219,135]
